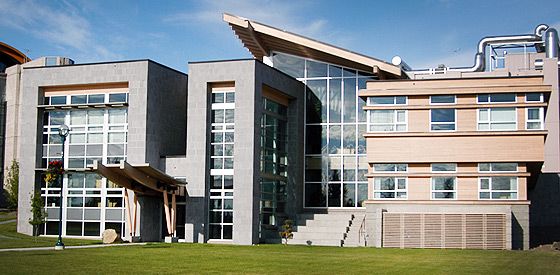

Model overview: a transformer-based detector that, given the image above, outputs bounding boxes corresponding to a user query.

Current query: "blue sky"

[1,0,559,73]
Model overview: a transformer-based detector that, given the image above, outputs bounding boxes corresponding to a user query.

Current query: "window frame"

[430,108,457,131]
[430,95,456,105]
[477,107,517,131]
[367,96,407,106]
[431,163,457,173]
[525,92,543,103]
[367,109,407,132]
[478,163,518,173]
[478,177,518,200]
[477,93,517,104]
[526,107,544,130]
[431,177,457,200]
[372,164,408,173]
[373,177,408,200]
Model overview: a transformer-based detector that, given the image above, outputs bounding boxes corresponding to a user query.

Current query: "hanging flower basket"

[45,160,64,184]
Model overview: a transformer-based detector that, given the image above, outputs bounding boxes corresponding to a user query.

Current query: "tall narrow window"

[526,107,544,130]
[209,87,235,240]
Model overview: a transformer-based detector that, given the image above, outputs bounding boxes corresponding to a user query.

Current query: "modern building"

[0,42,30,207]
[6,14,560,250]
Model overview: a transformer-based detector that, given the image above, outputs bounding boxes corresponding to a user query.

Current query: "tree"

[279,219,294,245]
[29,191,47,239]
[4,160,19,210]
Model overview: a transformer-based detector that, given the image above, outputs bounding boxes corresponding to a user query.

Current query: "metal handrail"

[357,215,368,246]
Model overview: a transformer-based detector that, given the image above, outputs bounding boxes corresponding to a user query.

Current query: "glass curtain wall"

[41,92,128,237]
[260,97,288,237]
[272,52,374,208]
[208,88,235,240]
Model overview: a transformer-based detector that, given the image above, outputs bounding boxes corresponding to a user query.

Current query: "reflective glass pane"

[272,53,304,78]
[431,95,455,104]
[71,95,87,104]
[306,60,328,77]
[109,93,127,103]
[329,79,341,123]
[431,109,455,123]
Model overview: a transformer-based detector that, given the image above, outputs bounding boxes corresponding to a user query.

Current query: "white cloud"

[0,0,120,61]
[163,0,330,40]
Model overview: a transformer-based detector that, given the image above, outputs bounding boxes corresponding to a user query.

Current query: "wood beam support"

[247,22,268,59]
[124,189,133,237]
[171,194,176,236]
[163,192,172,236]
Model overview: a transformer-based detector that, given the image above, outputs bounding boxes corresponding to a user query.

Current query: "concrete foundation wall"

[364,203,529,250]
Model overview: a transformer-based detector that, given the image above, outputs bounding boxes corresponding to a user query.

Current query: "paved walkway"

[0,219,16,225]
[0,242,147,252]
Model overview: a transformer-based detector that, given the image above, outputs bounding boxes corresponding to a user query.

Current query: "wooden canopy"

[223,13,402,77]
[90,160,185,238]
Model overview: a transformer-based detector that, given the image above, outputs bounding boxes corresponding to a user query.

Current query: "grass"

[0,220,558,274]
[0,221,101,249]
[0,243,559,274]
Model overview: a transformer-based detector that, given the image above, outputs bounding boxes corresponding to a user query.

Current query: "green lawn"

[0,219,558,274]
[0,221,101,249]
[0,242,559,274]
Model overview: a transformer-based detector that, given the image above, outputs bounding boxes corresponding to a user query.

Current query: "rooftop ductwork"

[393,24,559,76]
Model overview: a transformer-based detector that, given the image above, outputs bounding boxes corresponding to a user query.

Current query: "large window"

[274,52,372,208]
[431,177,456,199]
[209,87,235,240]
[41,92,128,238]
[479,177,517,199]
[368,110,407,132]
[430,109,456,131]
[374,177,407,199]
[478,108,516,130]
[526,107,544,130]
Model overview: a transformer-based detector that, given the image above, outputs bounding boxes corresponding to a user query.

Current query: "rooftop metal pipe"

[545,28,559,58]
[396,24,551,75]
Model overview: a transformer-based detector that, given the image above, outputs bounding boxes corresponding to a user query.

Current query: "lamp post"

[55,124,69,251]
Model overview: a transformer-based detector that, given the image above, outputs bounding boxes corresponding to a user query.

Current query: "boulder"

[553,242,560,250]
[102,229,122,244]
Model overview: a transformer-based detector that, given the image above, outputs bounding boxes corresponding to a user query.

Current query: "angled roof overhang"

[90,160,185,196]
[223,13,402,77]
[0,41,29,65]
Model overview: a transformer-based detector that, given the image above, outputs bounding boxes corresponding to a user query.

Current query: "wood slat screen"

[382,213,506,250]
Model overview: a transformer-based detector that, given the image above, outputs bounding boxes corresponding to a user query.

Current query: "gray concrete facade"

[6,60,187,240]
[184,59,304,245]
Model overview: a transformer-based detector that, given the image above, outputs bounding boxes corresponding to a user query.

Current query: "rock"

[102,229,122,244]
[553,242,560,250]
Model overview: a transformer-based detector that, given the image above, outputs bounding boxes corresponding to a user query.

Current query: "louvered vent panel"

[382,212,506,250]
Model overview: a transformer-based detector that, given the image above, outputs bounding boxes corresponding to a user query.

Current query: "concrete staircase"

[290,211,366,247]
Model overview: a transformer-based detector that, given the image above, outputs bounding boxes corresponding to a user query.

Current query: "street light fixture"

[55,124,69,250]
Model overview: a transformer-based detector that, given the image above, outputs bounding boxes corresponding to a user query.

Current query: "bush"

[4,160,19,210]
